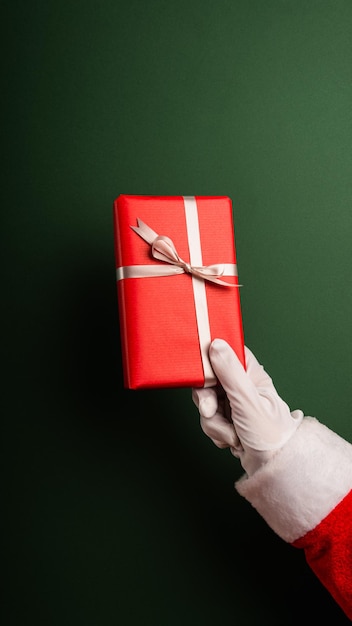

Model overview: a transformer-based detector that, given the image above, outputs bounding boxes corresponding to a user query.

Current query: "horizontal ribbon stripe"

[116,262,238,281]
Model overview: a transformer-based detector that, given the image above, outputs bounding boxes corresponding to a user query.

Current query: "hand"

[192,339,303,476]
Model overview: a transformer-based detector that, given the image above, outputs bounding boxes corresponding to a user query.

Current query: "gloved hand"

[192,339,303,476]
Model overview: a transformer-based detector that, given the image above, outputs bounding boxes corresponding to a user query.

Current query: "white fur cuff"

[235,417,352,543]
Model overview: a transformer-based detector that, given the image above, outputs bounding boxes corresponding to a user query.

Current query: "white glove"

[192,339,303,476]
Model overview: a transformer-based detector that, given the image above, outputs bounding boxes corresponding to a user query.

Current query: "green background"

[4,1,352,624]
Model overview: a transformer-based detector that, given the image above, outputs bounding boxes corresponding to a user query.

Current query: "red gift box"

[113,194,245,389]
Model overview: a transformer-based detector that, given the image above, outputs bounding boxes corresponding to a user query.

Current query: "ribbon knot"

[131,218,239,287]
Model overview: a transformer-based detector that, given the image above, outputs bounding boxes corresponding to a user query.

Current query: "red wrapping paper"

[113,194,245,389]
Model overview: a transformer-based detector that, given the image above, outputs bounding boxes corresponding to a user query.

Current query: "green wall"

[4,1,352,624]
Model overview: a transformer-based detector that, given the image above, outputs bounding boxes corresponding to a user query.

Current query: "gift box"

[113,194,245,389]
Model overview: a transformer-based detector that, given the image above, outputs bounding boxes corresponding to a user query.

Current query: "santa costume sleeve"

[235,416,352,620]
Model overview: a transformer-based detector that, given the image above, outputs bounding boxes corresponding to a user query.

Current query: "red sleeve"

[293,489,352,620]
[236,418,352,619]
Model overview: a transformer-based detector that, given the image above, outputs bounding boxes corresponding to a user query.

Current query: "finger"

[200,413,238,448]
[192,386,218,418]
[212,439,231,450]
[230,446,242,459]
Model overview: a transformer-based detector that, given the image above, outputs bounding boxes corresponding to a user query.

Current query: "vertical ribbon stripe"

[183,196,216,387]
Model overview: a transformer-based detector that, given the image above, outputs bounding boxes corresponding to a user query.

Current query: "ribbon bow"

[131,218,239,287]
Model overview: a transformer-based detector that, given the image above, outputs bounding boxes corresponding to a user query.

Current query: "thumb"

[244,346,278,391]
[209,339,259,407]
